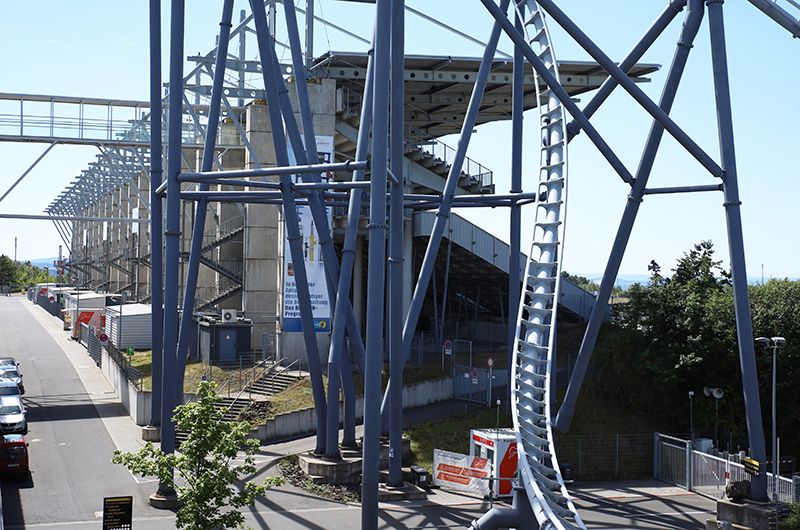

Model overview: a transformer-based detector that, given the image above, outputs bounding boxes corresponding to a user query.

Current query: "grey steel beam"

[0,214,149,222]
[566,0,687,141]
[707,0,768,501]
[387,0,405,487]
[747,0,800,37]
[157,0,185,498]
[175,0,235,408]
[380,0,511,422]
[508,0,524,385]
[536,0,723,178]
[251,0,329,456]
[0,142,59,204]
[361,0,390,521]
[280,0,367,455]
[555,0,705,434]
[643,184,722,195]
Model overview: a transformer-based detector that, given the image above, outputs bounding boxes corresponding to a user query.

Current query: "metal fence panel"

[453,363,489,404]
[654,434,690,489]
[556,434,654,480]
[87,332,103,367]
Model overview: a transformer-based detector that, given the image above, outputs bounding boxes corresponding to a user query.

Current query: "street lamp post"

[688,391,694,445]
[756,336,785,510]
[703,387,724,450]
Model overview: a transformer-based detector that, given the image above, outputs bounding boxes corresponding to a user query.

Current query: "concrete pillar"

[243,101,281,350]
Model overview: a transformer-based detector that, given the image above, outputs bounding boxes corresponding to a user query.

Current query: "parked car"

[0,358,18,370]
[0,396,26,435]
[0,434,29,478]
[0,381,21,398]
[0,367,24,394]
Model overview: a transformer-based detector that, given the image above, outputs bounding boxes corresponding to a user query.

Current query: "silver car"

[0,397,26,435]
[0,382,20,398]
[0,368,23,395]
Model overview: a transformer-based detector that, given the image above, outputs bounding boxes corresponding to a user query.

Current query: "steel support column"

[250,0,328,455]
[555,0,705,433]
[508,1,524,390]
[706,0,768,501]
[387,0,405,487]
[158,0,185,495]
[174,0,235,405]
[362,0,391,525]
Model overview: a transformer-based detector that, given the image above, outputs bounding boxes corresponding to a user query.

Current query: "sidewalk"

[20,295,148,456]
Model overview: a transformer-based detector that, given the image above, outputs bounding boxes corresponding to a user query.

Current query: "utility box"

[470,428,518,497]
[410,465,430,489]
[196,314,253,364]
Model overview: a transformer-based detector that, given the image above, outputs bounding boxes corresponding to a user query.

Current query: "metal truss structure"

[3,0,798,529]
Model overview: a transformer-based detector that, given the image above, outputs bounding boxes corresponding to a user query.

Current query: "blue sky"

[0,1,797,279]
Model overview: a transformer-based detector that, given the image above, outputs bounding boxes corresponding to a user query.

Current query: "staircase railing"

[265,358,300,396]
[194,274,242,310]
[337,85,493,189]
[203,213,245,250]
[404,122,493,189]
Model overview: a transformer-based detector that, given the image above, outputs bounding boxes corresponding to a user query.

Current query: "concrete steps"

[175,396,251,446]
[246,371,302,397]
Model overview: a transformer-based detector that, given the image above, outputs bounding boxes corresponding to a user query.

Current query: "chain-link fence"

[554,433,654,479]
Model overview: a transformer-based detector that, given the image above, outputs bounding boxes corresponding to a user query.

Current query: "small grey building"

[105,303,152,350]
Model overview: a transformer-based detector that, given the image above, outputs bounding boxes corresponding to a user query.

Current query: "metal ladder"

[511,3,587,529]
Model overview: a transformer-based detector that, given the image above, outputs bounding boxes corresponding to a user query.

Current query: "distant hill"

[25,257,59,269]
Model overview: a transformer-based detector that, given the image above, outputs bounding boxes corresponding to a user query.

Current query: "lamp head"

[772,337,786,348]
[755,337,770,348]
[688,391,694,397]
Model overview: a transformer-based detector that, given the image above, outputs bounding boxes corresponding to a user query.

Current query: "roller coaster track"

[511,3,587,529]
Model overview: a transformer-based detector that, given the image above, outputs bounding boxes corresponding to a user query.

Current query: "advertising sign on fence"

[432,449,490,495]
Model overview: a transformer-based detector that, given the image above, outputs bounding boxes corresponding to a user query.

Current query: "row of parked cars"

[0,358,25,436]
[0,357,29,478]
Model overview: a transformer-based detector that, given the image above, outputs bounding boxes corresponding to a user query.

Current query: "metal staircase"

[188,214,245,311]
[511,3,587,530]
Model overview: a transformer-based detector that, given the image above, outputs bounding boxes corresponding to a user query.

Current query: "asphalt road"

[0,294,170,528]
[0,294,719,529]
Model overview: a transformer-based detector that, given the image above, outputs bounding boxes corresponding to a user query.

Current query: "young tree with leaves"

[112,381,283,530]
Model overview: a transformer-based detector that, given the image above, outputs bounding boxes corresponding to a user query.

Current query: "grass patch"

[403,407,513,474]
[131,351,262,394]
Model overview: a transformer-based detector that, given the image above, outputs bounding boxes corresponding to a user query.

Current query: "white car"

[0,396,26,435]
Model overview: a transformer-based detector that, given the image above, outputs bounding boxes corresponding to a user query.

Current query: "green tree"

[596,241,737,425]
[0,255,15,285]
[112,382,283,530]
[593,241,800,458]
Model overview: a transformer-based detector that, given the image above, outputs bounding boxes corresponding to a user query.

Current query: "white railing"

[655,433,797,503]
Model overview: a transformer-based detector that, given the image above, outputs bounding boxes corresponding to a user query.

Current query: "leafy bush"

[779,503,800,530]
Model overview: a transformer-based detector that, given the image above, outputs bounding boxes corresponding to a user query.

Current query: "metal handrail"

[337,86,493,187]
[268,358,300,396]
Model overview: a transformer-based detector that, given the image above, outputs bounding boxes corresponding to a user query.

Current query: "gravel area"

[278,455,361,503]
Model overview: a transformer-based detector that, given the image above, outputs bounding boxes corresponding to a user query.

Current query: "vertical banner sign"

[283,136,334,332]
[433,449,490,495]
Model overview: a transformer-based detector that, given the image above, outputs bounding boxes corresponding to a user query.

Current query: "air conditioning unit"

[221,309,237,324]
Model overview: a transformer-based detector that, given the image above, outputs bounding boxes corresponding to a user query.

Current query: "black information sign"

[743,457,761,477]
[103,496,133,530]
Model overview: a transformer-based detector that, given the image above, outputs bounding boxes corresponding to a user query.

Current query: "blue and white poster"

[282,136,333,332]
